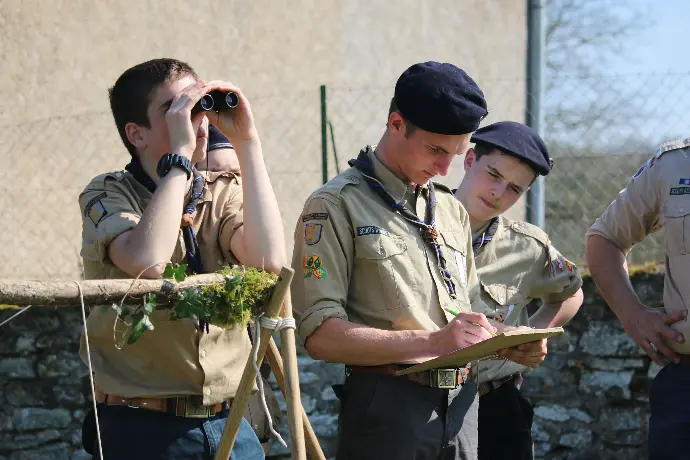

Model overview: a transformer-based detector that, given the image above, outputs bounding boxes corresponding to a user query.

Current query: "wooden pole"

[266,338,326,460]
[0,275,227,306]
[277,293,306,460]
[214,267,294,460]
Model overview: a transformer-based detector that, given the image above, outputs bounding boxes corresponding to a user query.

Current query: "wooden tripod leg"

[215,267,294,460]
[266,338,326,460]
[278,294,307,460]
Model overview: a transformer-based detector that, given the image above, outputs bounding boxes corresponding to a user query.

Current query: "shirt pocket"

[438,231,468,287]
[480,282,526,325]
[353,233,420,311]
[663,203,690,255]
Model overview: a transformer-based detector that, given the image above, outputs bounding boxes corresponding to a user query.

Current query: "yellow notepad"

[395,327,564,376]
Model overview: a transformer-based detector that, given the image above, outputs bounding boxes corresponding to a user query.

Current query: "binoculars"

[192,90,239,114]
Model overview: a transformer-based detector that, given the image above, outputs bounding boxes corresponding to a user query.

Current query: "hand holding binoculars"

[192,90,240,114]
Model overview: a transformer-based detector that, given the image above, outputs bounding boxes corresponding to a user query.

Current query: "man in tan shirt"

[454,121,583,460]
[78,58,285,459]
[291,62,548,460]
[586,137,690,459]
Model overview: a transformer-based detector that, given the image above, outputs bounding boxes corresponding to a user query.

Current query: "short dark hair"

[388,96,417,137]
[472,141,538,184]
[108,58,198,157]
[472,142,499,161]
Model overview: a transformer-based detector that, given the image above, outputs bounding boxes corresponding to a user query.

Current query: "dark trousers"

[649,363,690,460]
[478,381,534,460]
[334,373,479,460]
[82,404,265,459]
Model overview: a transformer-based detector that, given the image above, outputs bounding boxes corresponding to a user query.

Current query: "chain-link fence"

[0,90,326,281]
[1,70,687,280]
[322,72,690,267]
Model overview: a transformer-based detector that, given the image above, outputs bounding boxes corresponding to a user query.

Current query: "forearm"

[530,290,583,328]
[234,138,286,272]
[110,170,188,278]
[305,318,438,366]
[585,235,643,319]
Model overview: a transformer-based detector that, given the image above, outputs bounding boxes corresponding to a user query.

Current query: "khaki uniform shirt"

[291,147,486,351]
[472,216,582,383]
[587,137,690,354]
[78,170,250,405]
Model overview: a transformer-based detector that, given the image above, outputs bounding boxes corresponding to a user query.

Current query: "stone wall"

[0,272,664,459]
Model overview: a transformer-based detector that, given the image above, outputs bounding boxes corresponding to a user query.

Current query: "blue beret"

[394,61,488,135]
[207,124,233,152]
[471,121,552,176]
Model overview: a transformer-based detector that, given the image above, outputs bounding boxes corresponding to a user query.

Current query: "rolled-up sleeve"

[291,194,353,342]
[531,245,583,304]
[79,180,141,264]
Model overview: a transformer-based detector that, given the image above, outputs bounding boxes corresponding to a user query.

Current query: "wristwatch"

[157,153,192,179]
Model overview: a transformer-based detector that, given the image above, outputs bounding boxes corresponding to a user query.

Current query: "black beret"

[394,61,488,135]
[207,124,233,152]
[471,121,552,175]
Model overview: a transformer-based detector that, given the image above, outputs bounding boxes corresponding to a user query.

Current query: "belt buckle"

[182,397,211,418]
[430,368,459,389]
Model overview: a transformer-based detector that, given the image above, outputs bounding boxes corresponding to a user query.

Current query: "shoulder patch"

[655,137,690,159]
[508,220,550,248]
[84,192,109,227]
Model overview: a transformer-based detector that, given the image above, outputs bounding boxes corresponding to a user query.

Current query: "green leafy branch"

[110,263,278,347]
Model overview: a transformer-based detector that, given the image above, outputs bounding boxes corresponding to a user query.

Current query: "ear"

[388,112,404,134]
[464,148,476,173]
[125,122,147,150]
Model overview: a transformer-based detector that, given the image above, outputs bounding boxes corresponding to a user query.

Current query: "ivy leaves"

[114,263,277,346]
[163,263,187,283]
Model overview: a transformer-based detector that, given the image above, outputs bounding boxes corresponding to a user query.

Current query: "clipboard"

[395,327,564,376]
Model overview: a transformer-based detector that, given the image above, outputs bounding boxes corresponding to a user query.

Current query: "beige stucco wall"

[0,0,526,280]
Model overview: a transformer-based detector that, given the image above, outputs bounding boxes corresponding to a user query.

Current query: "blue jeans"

[648,363,690,460]
[84,404,264,459]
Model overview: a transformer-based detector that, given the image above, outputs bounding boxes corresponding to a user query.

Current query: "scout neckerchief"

[449,187,501,257]
[348,146,457,299]
[472,216,500,256]
[124,158,206,275]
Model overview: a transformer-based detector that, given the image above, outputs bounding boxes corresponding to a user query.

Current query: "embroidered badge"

[356,226,390,237]
[633,160,650,179]
[670,187,690,196]
[303,256,327,279]
[680,179,690,185]
[454,251,467,285]
[304,223,323,246]
[549,257,566,276]
[302,212,329,222]
[84,192,108,227]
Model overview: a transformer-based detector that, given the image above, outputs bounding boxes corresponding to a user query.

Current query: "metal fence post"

[320,85,328,184]
[526,0,545,228]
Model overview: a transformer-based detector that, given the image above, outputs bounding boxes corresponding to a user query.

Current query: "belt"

[478,375,518,397]
[95,390,229,418]
[346,364,470,390]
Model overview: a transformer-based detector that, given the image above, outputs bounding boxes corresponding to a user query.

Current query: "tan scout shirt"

[587,137,690,354]
[472,216,582,383]
[291,147,487,351]
[78,170,250,404]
